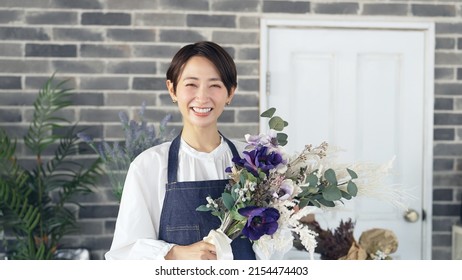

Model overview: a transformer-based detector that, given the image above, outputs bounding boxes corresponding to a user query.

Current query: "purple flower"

[238,206,280,241]
[232,146,284,177]
[272,179,295,201]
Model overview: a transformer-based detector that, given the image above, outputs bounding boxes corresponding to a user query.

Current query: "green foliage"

[260,107,289,146]
[0,76,102,259]
[78,102,173,201]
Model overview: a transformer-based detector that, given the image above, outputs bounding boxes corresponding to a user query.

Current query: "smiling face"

[167,56,235,132]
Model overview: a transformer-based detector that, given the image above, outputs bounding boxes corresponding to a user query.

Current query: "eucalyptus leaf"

[260,107,276,118]
[308,199,321,208]
[269,116,285,131]
[298,198,309,208]
[341,190,352,200]
[347,181,358,197]
[317,198,335,207]
[222,193,235,210]
[324,169,338,186]
[322,186,342,201]
[306,174,319,187]
[277,133,288,146]
[196,205,212,212]
[347,168,358,179]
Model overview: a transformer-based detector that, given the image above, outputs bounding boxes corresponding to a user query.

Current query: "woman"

[105,41,256,260]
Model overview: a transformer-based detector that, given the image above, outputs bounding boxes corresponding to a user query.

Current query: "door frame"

[260,17,435,259]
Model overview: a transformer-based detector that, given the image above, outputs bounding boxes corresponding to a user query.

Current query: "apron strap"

[167,131,240,184]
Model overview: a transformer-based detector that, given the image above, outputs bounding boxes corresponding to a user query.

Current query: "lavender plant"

[78,102,173,201]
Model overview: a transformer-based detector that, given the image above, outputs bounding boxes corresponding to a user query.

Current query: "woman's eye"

[211,84,222,88]
[186,84,197,87]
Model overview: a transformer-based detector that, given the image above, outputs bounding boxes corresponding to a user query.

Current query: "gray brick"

[314,2,358,15]
[433,217,459,232]
[432,233,452,246]
[212,31,258,44]
[457,159,462,172]
[212,0,259,12]
[26,11,78,25]
[457,38,462,49]
[80,108,129,123]
[237,78,259,91]
[76,221,104,235]
[0,125,28,139]
[0,109,21,122]
[239,16,260,29]
[159,29,206,43]
[159,0,209,11]
[436,38,455,50]
[53,0,103,9]
[434,158,454,171]
[0,59,51,74]
[434,189,454,201]
[134,13,186,27]
[455,98,462,110]
[106,61,156,74]
[107,28,156,42]
[81,44,131,58]
[436,23,462,35]
[436,53,462,65]
[144,109,181,123]
[217,109,234,123]
[0,9,23,23]
[435,84,462,96]
[0,93,36,106]
[81,12,131,26]
[187,14,236,28]
[217,124,258,140]
[263,1,310,14]
[0,43,23,56]
[105,93,157,106]
[133,45,179,58]
[52,61,104,74]
[433,204,460,216]
[435,68,454,80]
[434,143,462,155]
[25,76,77,90]
[105,220,116,235]
[237,62,259,76]
[238,47,260,60]
[7,0,74,8]
[432,247,451,260]
[0,76,21,89]
[53,28,104,42]
[24,108,76,123]
[230,94,258,107]
[132,77,165,90]
[362,4,407,16]
[434,128,455,141]
[105,0,157,9]
[435,97,453,110]
[0,27,50,41]
[236,109,259,123]
[26,44,77,57]
[81,77,129,90]
[70,93,104,106]
[435,113,462,125]
[412,4,456,17]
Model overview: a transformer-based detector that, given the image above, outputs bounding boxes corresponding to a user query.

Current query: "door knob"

[404,209,419,223]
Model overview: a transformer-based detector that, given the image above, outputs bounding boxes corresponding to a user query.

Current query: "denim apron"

[158,133,256,260]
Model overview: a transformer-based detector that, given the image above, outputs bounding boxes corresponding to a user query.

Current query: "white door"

[262,20,434,259]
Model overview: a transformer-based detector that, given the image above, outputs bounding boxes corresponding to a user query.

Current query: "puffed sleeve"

[105,144,174,260]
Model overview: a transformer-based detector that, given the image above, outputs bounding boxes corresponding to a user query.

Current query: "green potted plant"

[0,76,102,259]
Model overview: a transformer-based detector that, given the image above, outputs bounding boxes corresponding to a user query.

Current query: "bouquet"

[196,107,380,260]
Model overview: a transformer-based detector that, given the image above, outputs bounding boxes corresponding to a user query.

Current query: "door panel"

[266,27,428,259]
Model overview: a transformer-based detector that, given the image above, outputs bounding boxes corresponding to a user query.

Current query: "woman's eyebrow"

[182,77,222,82]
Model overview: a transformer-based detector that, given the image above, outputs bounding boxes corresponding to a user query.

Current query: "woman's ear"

[166,80,176,102]
[227,87,236,105]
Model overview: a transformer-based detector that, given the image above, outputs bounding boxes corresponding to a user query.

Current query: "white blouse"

[105,137,249,260]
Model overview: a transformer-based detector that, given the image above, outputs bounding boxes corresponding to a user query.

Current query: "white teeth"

[193,107,212,113]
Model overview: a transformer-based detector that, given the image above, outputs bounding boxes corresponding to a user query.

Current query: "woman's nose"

[195,86,209,102]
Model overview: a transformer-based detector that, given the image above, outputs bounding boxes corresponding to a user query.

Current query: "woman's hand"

[165,240,217,260]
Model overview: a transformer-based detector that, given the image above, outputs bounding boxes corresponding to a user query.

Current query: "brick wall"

[0,0,461,260]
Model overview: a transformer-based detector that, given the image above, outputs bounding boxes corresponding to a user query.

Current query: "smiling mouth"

[192,107,212,113]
